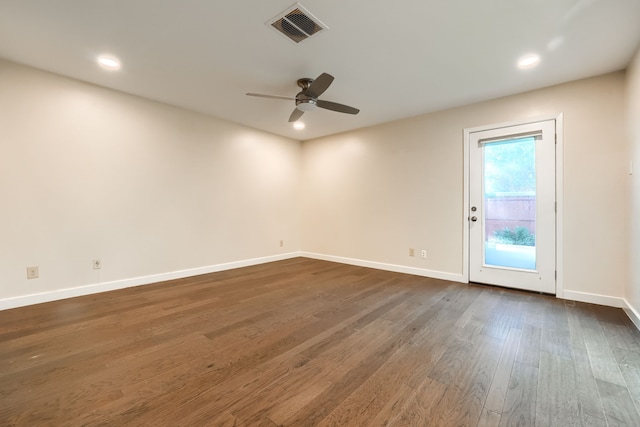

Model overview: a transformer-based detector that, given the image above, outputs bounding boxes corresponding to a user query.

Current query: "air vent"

[268,3,328,44]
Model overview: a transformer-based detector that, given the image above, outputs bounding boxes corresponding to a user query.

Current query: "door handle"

[470,216,477,222]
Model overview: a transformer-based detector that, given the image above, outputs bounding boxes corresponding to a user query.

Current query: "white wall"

[627,47,640,324]
[301,72,630,303]
[0,60,301,307]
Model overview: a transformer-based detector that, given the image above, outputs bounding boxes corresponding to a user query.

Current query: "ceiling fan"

[246,72,360,122]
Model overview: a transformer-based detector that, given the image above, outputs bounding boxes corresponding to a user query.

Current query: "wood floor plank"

[159,282,411,424]
[480,295,524,341]
[403,293,468,388]
[566,303,609,425]
[515,323,541,368]
[541,327,574,360]
[521,294,548,328]
[572,349,608,426]
[373,378,448,426]
[284,297,467,426]
[535,351,581,427]
[314,298,455,426]
[268,378,333,425]
[498,361,538,427]
[478,408,502,427]
[596,378,640,426]
[484,327,521,413]
[428,333,503,426]
[582,321,628,386]
[229,356,331,426]
[540,300,574,361]
[619,364,640,412]
[602,321,640,352]
[2,258,640,426]
[427,336,474,386]
[455,287,501,330]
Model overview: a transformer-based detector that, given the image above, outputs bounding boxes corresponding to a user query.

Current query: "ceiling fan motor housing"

[297,77,314,90]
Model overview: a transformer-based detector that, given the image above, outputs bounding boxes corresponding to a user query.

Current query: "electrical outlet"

[421,250,427,259]
[27,266,39,279]
[409,248,415,257]
[93,259,102,270]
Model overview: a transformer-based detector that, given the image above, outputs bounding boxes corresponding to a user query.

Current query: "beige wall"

[1,58,633,308]
[301,72,630,300]
[0,60,301,303]
[627,47,640,318]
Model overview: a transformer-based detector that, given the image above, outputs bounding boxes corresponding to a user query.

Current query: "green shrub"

[493,226,535,246]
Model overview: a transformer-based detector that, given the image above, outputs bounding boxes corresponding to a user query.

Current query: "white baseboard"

[6,253,639,333]
[560,290,626,308]
[0,252,301,311]
[623,299,640,331]
[300,252,466,283]
[544,290,640,332]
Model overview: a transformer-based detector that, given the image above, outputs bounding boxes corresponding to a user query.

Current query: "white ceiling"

[1,0,639,140]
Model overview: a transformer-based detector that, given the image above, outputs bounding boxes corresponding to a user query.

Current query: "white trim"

[561,292,640,331]
[463,114,565,135]
[561,290,626,308]
[0,252,301,311]
[462,113,564,297]
[462,127,470,283]
[555,113,565,298]
[623,299,640,331]
[5,251,636,331]
[300,252,466,283]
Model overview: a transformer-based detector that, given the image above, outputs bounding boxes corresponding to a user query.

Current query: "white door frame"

[462,113,564,297]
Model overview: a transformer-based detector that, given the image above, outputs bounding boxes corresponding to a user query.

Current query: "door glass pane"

[483,136,536,270]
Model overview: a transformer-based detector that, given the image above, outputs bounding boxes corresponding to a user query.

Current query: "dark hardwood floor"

[1,258,640,426]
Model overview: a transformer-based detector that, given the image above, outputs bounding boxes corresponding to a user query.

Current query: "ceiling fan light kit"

[296,98,317,112]
[246,72,360,122]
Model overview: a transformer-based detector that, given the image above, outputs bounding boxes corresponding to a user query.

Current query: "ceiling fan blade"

[246,93,295,101]
[316,100,360,115]
[305,73,334,98]
[288,108,304,122]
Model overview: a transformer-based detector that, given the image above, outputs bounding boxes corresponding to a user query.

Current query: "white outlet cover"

[27,266,39,279]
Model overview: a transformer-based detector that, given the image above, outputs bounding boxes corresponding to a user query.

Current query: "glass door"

[469,120,556,294]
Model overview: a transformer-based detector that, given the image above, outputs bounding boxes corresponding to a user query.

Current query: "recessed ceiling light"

[97,55,121,70]
[517,54,540,70]
[293,122,305,130]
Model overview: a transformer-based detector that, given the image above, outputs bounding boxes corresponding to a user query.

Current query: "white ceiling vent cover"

[268,3,328,44]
